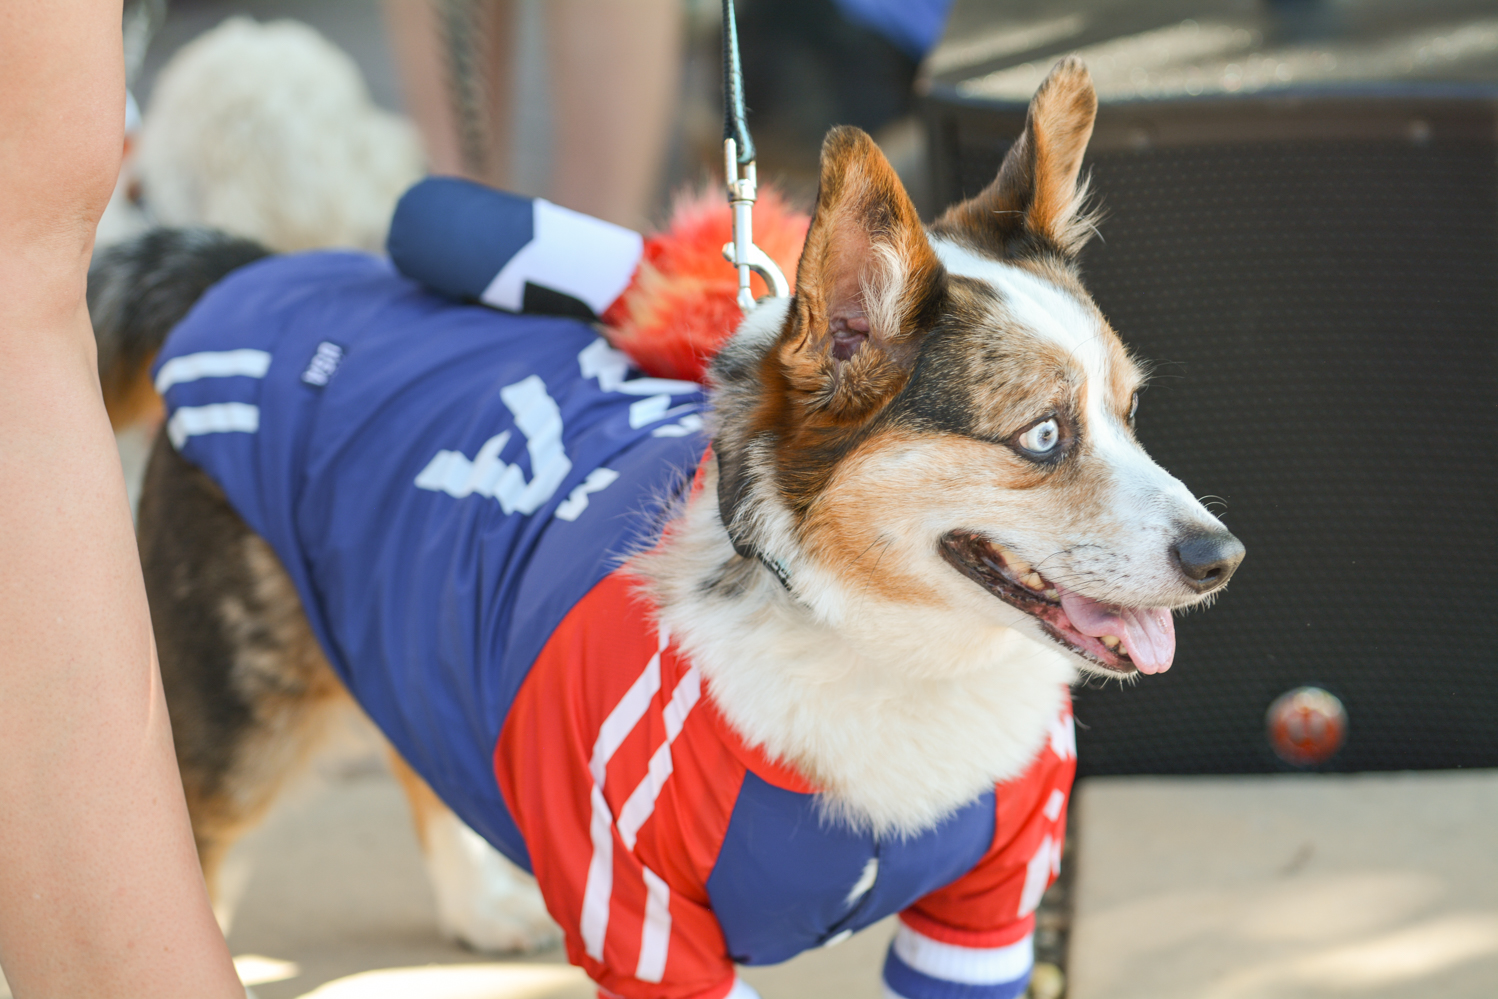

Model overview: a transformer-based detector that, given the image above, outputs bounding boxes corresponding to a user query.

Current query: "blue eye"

[1018,418,1060,454]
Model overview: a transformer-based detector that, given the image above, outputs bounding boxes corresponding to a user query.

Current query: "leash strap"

[720,0,789,313]
[718,1,794,593]
[721,0,754,167]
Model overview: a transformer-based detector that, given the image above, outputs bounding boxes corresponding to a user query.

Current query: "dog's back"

[93,233,707,860]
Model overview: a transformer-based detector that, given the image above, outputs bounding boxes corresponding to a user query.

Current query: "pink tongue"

[1056,587,1176,674]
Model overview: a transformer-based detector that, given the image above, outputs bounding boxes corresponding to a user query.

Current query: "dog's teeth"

[1043,588,1059,601]
[1008,558,1032,576]
[1101,635,1121,650]
[1021,572,1045,591]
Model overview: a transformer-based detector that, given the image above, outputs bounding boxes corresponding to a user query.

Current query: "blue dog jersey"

[155,251,706,865]
[156,250,1074,999]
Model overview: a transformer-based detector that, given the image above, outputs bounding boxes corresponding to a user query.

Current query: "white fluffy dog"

[134,17,423,253]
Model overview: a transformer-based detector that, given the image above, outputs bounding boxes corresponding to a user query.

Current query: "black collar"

[726,529,793,592]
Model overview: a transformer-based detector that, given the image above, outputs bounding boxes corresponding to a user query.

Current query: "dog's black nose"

[1172,527,1245,593]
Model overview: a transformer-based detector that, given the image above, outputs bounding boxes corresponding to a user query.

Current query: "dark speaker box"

[924,88,1498,774]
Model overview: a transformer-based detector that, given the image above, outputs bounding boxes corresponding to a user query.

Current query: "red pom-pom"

[601,187,808,382]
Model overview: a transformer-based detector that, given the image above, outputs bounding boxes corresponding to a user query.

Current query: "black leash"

[721,0,754,168]
[720,0,788,314]
[718,0,794,593]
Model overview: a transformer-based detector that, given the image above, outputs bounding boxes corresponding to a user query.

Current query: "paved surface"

[0,732,891,999]
[9,754,1494,998]
[1069,771,1498,999]
[219,751,892,998]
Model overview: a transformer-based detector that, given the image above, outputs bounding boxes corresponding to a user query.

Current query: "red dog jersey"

[155,251,1075,999]
[502,574,1076,999]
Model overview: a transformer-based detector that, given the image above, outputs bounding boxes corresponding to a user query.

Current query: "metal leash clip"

[721,0,789,314]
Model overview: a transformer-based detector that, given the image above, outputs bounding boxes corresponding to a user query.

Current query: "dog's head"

[710,57,1243,678]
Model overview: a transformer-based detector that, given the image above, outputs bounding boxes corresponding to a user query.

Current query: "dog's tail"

[89,228,270,428]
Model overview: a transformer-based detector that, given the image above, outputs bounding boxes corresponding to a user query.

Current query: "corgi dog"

[92,58,1241,999]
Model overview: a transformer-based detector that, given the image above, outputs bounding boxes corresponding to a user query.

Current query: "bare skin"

[384,0,681,230]
[0,3,243,996]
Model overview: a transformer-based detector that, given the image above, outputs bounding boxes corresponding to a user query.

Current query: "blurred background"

[26,2,1497,998]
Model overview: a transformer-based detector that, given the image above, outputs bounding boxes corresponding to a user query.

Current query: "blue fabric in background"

[830,0,956,58]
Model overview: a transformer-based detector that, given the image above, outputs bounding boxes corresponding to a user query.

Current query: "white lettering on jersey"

[167,402,261,449]
[556,467,620,522]
[414,375,572,515]
[415,342,702,519]
[579,336,704,440]
[577,338,699,398]
[651,413,704,437]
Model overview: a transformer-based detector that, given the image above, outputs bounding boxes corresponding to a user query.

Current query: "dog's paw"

[422,810,562,954]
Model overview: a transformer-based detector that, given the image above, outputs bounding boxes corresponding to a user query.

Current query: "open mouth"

[938,531,1175,675]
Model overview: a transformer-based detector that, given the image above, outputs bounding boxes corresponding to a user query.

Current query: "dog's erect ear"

[783,126,943,418]
[934,57,1097,259]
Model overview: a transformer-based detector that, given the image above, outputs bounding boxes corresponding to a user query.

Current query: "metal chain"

[441,0,491,180]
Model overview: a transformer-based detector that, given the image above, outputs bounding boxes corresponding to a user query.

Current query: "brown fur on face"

[714,128,948,538]
[931,56,1098,260]
[710,59,1146,605]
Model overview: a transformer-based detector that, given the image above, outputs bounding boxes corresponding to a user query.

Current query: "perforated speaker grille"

[928,97,1498,773]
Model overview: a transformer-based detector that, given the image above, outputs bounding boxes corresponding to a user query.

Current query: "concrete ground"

[221,766,1498,999]
[1,728,893,999]
[6,750,1494,998]
[1068,771,1498,999]
[215,757,891,999]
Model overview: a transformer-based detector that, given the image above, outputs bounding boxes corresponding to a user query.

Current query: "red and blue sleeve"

[882,700,1077,999]
[495,573,755,999]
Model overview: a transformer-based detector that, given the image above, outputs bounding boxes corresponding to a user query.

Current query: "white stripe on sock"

[892,923,1033,985]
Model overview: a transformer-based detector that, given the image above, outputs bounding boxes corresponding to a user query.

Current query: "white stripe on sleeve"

[635,865,672,982]
[1018,834,1061,917]
[578,626,669,961]
[892,922,1034,986]
[155,349,271,392]
[587,632,666,786]
[579,784,616,963]
[615,666,701,849]
[166,402,260,449]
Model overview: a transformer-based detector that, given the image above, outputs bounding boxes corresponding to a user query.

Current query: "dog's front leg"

[387,750,560,954]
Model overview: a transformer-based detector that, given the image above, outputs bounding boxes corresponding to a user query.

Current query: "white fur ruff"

[639,456,1077,839]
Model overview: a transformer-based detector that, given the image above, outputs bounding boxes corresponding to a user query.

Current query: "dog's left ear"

[933,57,1097,259]
[782,126,944,419]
